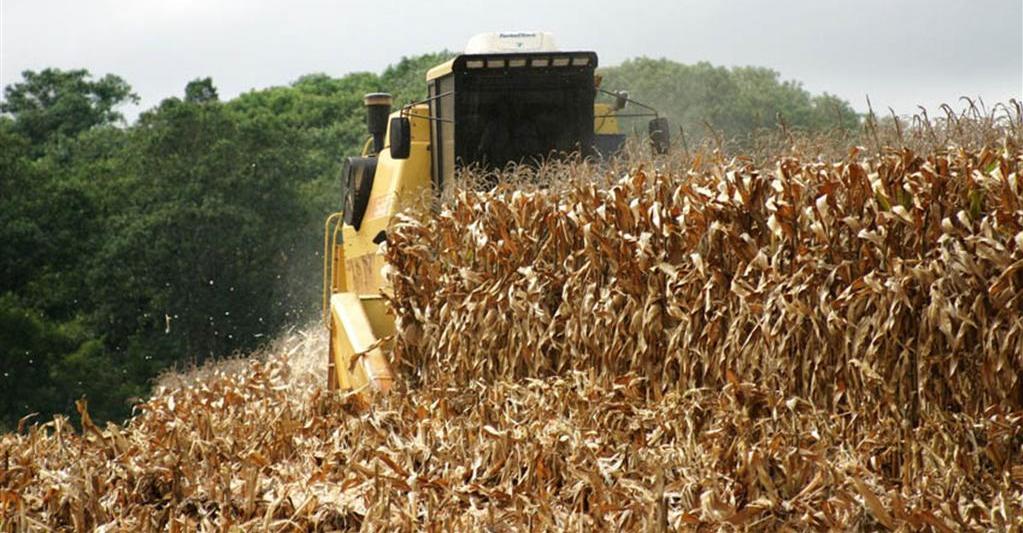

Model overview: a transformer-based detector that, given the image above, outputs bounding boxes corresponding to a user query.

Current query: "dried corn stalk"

[2,142,1022,531]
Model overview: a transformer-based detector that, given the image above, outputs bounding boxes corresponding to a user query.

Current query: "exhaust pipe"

[364,93,392,154]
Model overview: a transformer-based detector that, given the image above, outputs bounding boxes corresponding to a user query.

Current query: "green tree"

[1,68,138,146]
[0,126,42,294]
[379,51,456,105]
[0,294,133,429]
[93,87,310,367]
[0,122,119,322]
[0,295,64,429]
[599,58,859,142]
[185,77,219,104]
[0,89,134,425]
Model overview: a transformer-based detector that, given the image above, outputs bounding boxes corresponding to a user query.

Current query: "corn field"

[2,115,1023,530]
[393,140,1023,412]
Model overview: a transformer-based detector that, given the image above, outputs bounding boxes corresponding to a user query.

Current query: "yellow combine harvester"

[322,32,669,393]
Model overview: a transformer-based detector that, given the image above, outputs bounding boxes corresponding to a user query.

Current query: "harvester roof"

[426,31,594,81]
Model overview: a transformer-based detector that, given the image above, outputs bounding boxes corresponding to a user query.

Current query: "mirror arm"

[396,91,456,124]
[403,112,454,124]
[599,88,660,117]
[595,113,658,119]
[401,90,454,110]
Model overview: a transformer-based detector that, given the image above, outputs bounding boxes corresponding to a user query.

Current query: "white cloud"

[2,0,1020,120]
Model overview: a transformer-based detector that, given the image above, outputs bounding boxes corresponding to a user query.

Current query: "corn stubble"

[3,135,1023,530]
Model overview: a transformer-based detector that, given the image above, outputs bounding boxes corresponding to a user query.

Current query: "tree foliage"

[96,93,308,366]
[1,68,138,146]
[184,77,219,104]
[599,58,860,141]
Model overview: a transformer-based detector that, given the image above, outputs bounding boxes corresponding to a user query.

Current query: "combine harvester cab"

[322,32,669,394]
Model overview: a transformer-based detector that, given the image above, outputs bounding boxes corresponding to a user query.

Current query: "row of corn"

[2,141,1021,530]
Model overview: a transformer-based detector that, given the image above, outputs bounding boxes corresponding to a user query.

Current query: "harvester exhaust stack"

[364,93,392,154]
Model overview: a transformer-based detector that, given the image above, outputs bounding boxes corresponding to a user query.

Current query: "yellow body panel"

[425,59,455,81]
[340,104,432,295]
[594,103,620,134]
[325,105,432,393]
[329,293,396,392]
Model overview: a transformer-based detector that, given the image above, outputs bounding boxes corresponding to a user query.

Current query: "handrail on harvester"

[322,211,344,327]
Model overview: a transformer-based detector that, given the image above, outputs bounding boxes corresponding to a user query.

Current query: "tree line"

[600,57,859,140]
[0,52,859,430]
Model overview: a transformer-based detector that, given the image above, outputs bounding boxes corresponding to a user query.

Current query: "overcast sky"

[2,0,1021,121]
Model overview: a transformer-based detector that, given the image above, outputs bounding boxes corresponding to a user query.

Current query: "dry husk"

[3,143,1022,531]
[390,145,1023,418]
[386,143,1023,529]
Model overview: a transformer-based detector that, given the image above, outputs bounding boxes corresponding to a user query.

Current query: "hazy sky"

[2,0,1021,120]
